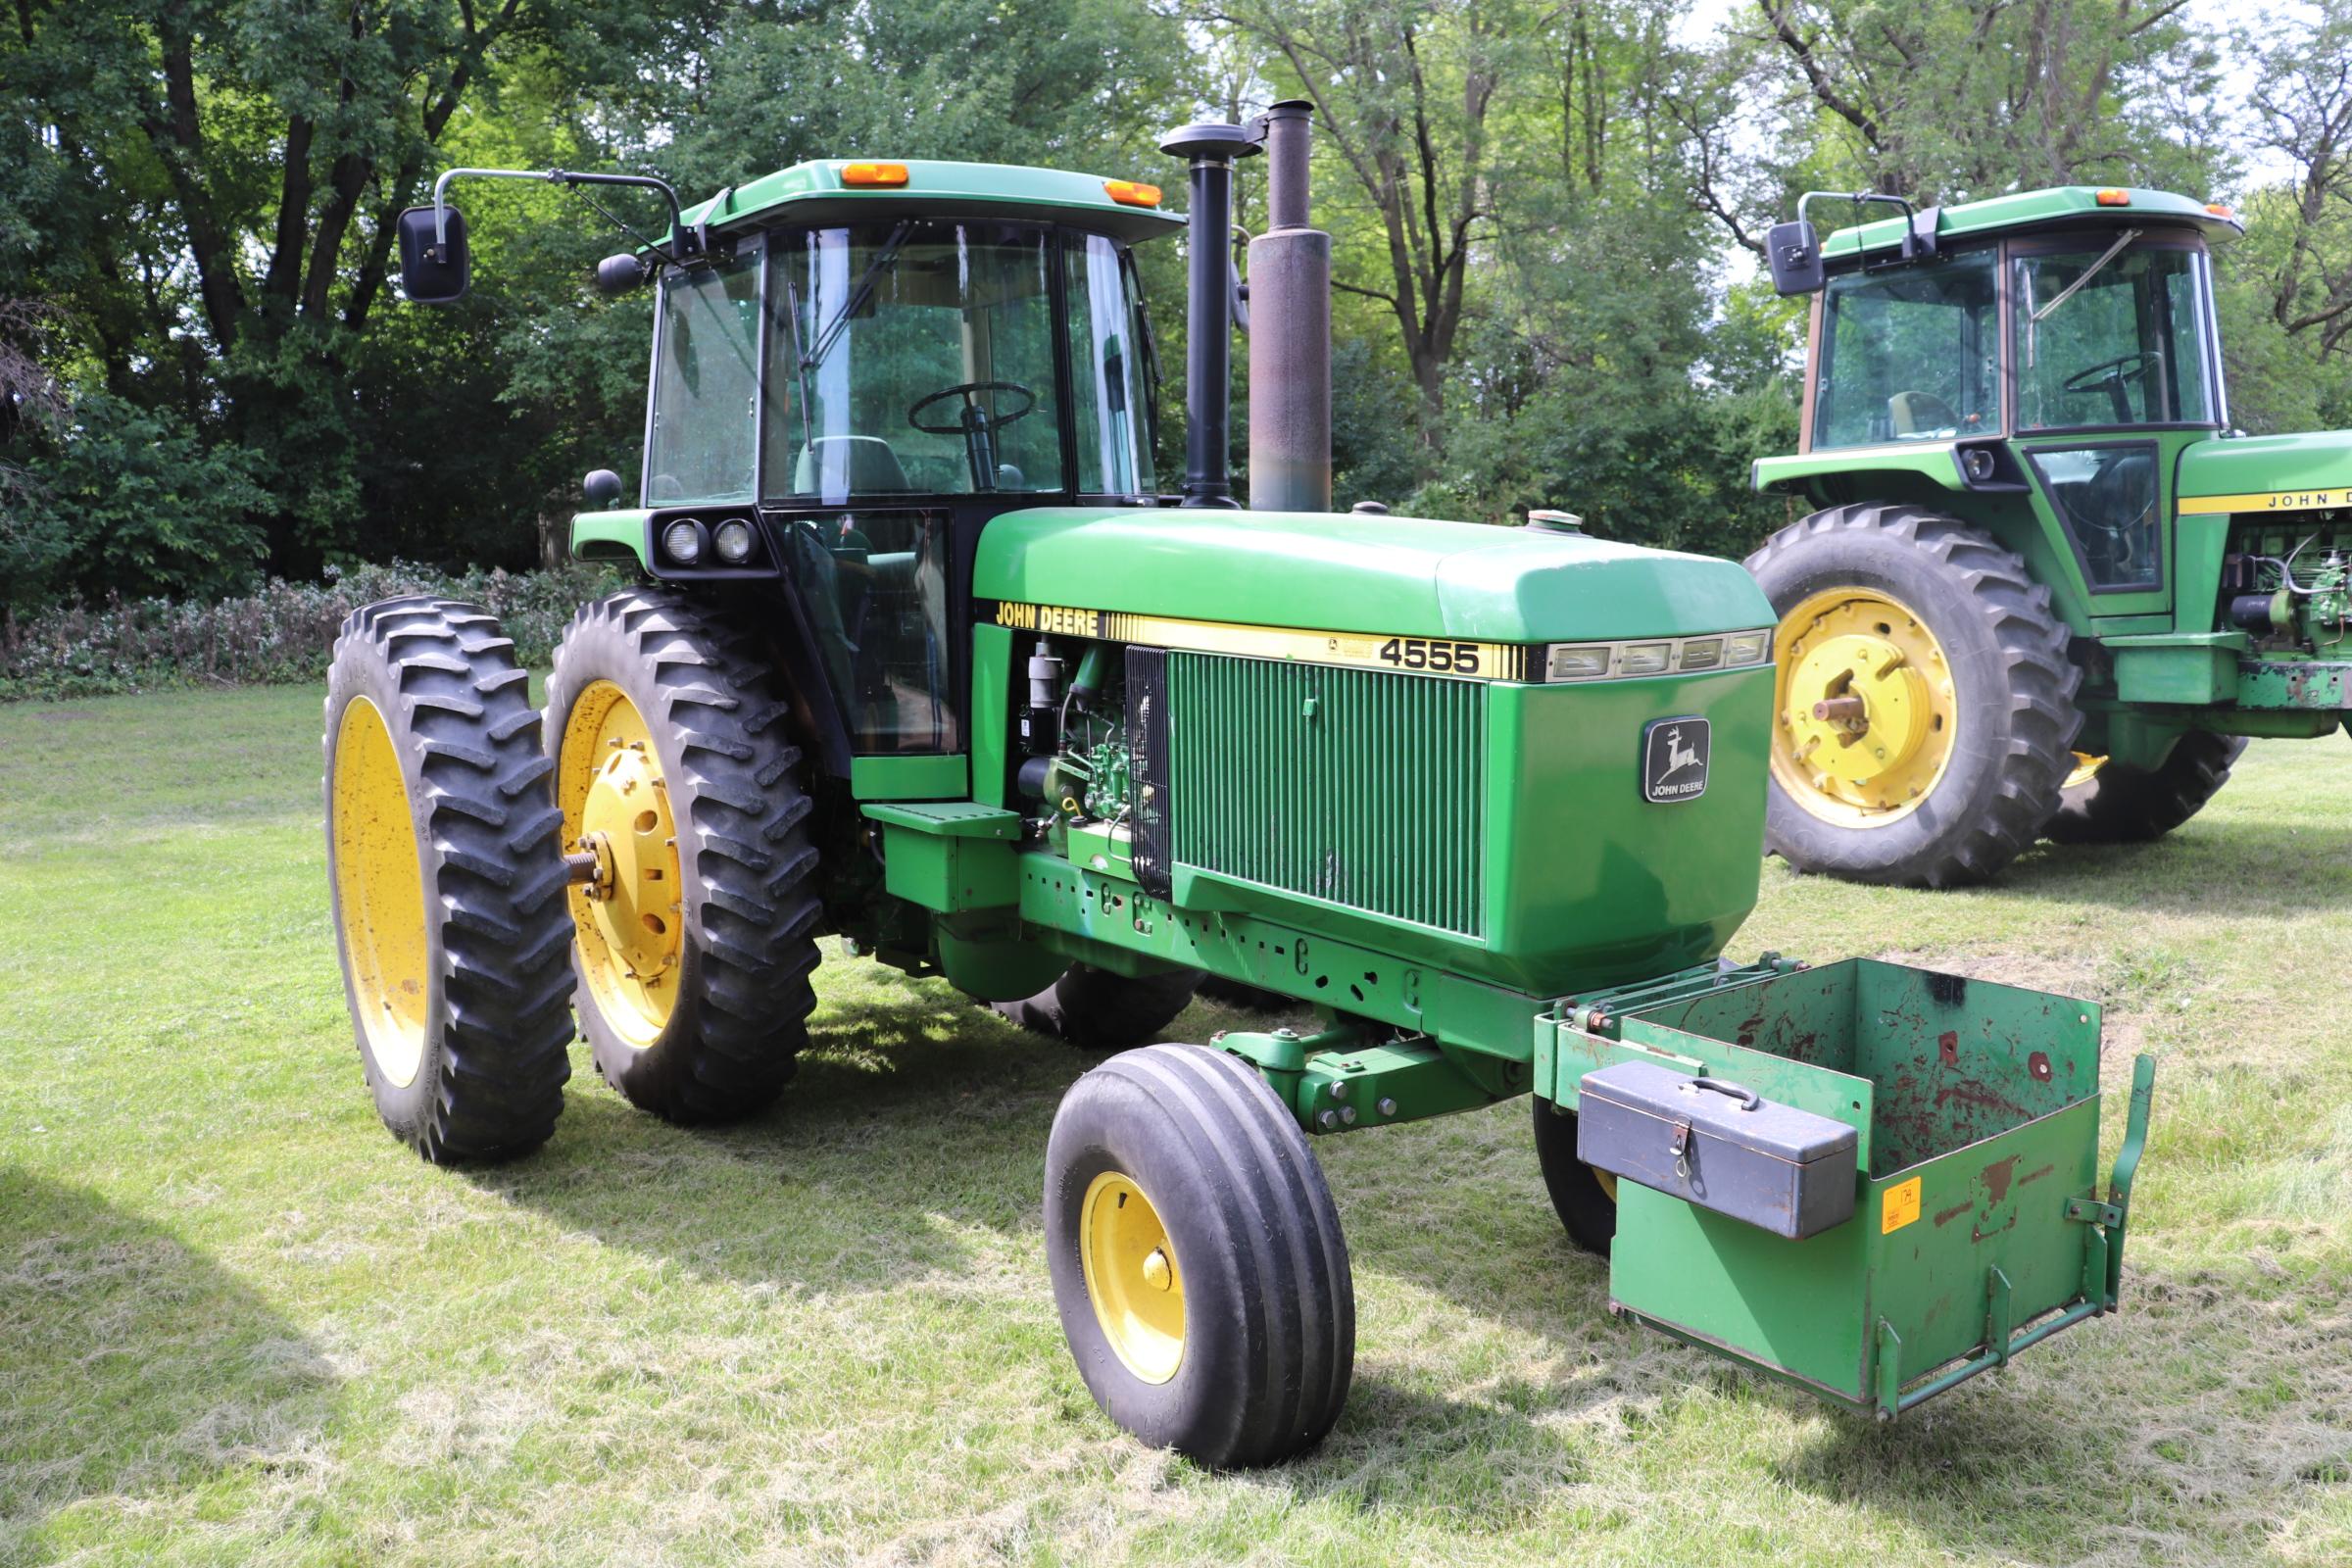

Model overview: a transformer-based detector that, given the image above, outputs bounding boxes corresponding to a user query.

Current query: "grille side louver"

[1168,653,1486,937]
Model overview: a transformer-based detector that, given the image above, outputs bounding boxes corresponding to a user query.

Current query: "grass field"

[3,684,2348,1567]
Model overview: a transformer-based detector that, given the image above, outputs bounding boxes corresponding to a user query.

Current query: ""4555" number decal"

[1377,637,1482,674]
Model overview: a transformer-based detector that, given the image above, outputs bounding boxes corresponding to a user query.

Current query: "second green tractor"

[1753,185,2349,885]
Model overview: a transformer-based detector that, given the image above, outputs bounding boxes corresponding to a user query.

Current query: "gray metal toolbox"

[1577,1059,1859,1240]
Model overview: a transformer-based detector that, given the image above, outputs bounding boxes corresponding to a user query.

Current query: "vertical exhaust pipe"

[1159,120,1256,509]
[1247,101,1332,513]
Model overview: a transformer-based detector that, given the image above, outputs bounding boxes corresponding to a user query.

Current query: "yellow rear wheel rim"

[1079,1171,1186,1384]
[1771,587,1958,828]
[331,698,430,1089]
[558,681,683,1046]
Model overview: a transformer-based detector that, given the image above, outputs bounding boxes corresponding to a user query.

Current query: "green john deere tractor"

[1752,186,2351,886]
[323,111,2156,1467]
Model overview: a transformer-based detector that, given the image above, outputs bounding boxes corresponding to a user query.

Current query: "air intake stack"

[1246,101,1332,513]
[1158,120,1257,509]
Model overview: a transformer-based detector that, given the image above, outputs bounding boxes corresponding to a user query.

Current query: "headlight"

[1618,642,1672,676]
[662,517,706,565]
[1542,629,1775,681]
[1546,644,1613,681]
[712,517,757,564]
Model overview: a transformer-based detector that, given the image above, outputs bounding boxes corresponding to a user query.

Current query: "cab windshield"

[760,220,1157,503]
[1812,250,1999,449]
[2012,238,2217,431]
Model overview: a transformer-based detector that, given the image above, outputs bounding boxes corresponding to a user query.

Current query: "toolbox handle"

[1688,1076,1761,1110]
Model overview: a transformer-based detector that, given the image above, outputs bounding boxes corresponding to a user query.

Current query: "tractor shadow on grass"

[1762,1255,2315,1567]
[0,1170,340,1560]
[469,956,1166,1296]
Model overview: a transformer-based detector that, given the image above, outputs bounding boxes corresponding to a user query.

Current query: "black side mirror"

[1766,219,1824,297]
[396,205,470,304]
[596,254,648,295]
[582,469,624,508]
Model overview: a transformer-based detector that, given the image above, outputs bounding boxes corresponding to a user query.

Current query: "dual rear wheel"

[323,589,821,1158]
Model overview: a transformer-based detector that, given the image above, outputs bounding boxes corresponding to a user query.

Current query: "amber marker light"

[2095,188,2132,207]
[841,162,909,187]
[2206,202,2235,219]
[1104,179,1162,208]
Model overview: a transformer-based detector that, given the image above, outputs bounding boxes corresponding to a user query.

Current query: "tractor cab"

[606,167,1180,775]
[1782,187,2235,605]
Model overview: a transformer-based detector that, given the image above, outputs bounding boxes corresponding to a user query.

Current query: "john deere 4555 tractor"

[324,113,2157,1467]
[1753,187,2350,886]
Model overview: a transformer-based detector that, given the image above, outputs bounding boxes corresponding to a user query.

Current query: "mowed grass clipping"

[2,685,2348,1568]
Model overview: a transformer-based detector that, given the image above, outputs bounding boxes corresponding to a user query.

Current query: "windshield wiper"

[2032,227,2141,324]
[801,220,914,371]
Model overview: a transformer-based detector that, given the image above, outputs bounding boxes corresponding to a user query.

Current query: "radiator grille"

[1168,654,1486,936]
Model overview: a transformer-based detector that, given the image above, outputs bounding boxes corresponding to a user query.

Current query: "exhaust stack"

[1246,101,1332,513]
[1158,121,1257,509]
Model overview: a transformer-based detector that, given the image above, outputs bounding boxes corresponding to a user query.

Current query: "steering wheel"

[907,380,1037,492]
[908,380,1035,433]
[2063,351,2161,423]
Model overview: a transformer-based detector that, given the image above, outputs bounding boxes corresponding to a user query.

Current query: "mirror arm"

[1794,190,1937,264]
[431,168,693,257]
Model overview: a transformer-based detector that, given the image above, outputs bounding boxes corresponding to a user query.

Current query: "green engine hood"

[2177,431,2352,510]
[974,508,1772,643]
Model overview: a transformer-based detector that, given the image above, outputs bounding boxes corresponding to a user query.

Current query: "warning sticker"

[1882,1176,1923,1234]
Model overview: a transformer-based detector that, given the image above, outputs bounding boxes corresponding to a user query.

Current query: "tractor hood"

[2177,431,2352,513]
[973,507,1772,644]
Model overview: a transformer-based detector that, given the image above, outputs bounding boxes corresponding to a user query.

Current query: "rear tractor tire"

[545,589,823,1124]
[1532,1101,1618,1257]
[994,962,1201,1052]
[2044,733,2248,844]
[1045,1043,1353,1468]
[1744,503,2082,887]
[323,597,575,1162]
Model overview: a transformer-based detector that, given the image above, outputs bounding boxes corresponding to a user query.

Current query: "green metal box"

[1546,959,2153,1418]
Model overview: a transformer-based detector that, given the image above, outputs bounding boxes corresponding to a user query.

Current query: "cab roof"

[1822,184,2243,265]
[679,159,1186,245]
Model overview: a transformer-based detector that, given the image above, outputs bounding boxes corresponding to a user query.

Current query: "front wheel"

[1532,1101,1617,1256]
[2045,733,2247,844]
[545,590,823,1124]
[993,962,1200,1052]
[1045,1044,1353,1467]
[1745,503,2082,887]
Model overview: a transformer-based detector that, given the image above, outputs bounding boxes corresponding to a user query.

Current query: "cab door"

[2006,233,2227,624]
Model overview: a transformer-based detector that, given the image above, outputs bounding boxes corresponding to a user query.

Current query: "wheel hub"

[557,681,684,1046]
[1772,589,1958,825]
[1784,632,1932,784]
[1079,1171,1186,1384]
[578,741,679,987]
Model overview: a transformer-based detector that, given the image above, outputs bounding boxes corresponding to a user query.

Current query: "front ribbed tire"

[1746,503,2082,887]
[1046,1044,1353,1468]
[2046,732,2247,844]
[323,597,574,1163]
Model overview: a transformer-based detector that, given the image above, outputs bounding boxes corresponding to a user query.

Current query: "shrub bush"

[0,561,623,701]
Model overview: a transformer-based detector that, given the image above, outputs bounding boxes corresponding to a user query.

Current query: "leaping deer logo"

[1659,726,1702,779]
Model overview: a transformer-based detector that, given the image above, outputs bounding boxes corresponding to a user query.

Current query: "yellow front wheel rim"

[330,697,430,1089]
[1771,588,1958,828]
[558,681,683,1046]
[2064,752,2108,791]
[1079,1171,1186,1384]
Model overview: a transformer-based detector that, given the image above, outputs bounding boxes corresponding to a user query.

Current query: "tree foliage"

[5,0,2352,612]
